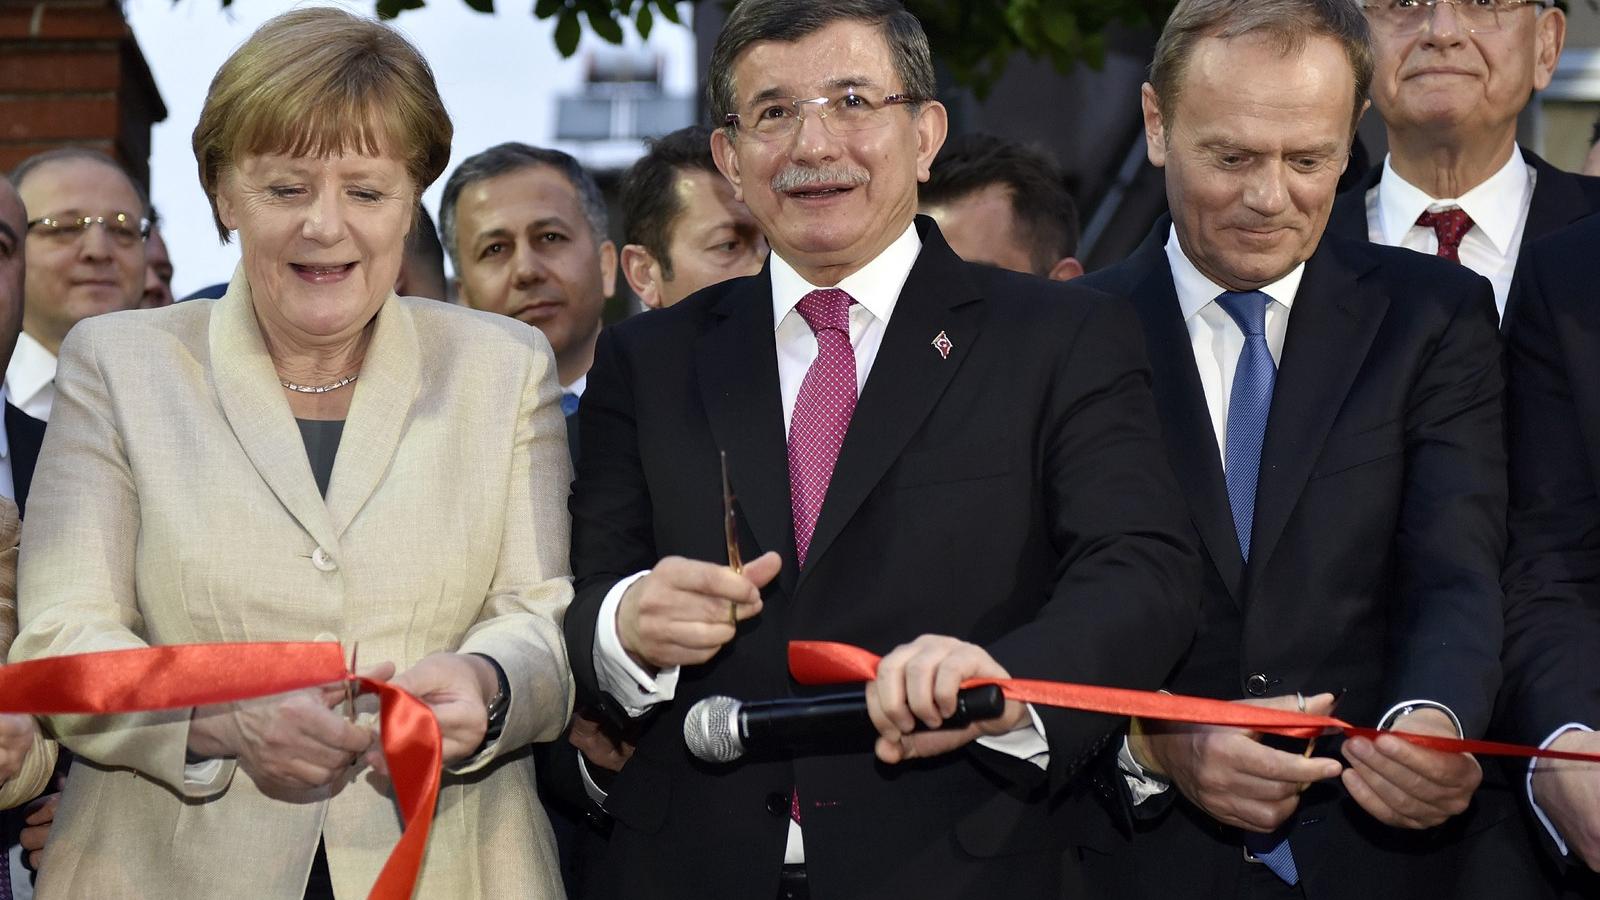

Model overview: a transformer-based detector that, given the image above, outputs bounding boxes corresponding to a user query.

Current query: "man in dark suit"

[563,2,1201,898]
[1325,0,1599,320]
[1499,214,1600,893]
[1073,2,1506,898]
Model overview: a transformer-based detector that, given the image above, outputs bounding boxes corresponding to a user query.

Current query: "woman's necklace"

[279,373,359,394]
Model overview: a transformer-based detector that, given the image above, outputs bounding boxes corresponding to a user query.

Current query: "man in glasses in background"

[1327,0,1596,320]
[564,1,1200,898]
[8,149,148,427]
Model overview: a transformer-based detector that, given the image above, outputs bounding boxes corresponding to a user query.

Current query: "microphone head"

[684,695,744,763]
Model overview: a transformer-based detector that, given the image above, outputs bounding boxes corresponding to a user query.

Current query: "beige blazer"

[12,275,575,899]
[0,496,56,811]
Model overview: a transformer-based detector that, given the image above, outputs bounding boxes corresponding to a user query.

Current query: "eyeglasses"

[1361,0,1551,36]
[27,214,151,247]
[725,89,924,142]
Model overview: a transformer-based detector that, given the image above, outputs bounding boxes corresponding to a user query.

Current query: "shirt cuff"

[593,570,681,717]
[1116,734,1172,805]
[577,752,609,807]
[1378,699,1463,737]
[974,702,1049,770]
[183,757,225,786]
[1529,722,1594,857]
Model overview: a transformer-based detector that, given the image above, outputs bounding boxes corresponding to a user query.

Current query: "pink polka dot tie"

[1416,207,1475,263]
[789,288,857,568]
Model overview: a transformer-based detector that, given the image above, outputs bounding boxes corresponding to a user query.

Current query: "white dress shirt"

[0,387,16,503]
[1118,226,1458,799]
[4,332,58,423]
[588,222,1046,862]
[1365,147,1534,320]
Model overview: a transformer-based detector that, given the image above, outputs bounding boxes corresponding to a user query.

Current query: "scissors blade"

[721,450,743,574]
[344,643,359,723]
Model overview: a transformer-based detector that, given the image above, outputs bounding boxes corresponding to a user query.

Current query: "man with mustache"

[440,142,617,444]
[1326,0,1595,320]
[563,1,1201,898]
[1074,1,1508,897]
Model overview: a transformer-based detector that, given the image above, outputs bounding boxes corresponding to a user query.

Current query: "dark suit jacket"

[1500,214,1600,892]
[1327,147,1600,262]
[564,217,1202,900]
[1072,224,1508,899]
[6,402,43,518]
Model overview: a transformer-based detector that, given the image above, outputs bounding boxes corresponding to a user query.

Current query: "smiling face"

[1145,31,1356,291]
[18,158,147,352]
[1367,1,1562,143]
[710,19,946,284]
[451,164,616,377]
[216,150,414,349]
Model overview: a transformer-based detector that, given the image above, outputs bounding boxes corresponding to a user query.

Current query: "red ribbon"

[6,642,438,900]
[789,640,1600,763]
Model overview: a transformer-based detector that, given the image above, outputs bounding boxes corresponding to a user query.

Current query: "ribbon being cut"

[0,642,437,900]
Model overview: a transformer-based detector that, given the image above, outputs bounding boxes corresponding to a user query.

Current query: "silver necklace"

[279,373,359,394]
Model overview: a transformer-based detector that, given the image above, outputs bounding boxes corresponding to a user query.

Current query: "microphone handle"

[739,684,1007,753]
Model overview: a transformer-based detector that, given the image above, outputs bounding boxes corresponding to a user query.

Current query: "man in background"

[919,133,1083,280]
[618,126,767,310]
[140,211,173,309]
[396,207,449,302]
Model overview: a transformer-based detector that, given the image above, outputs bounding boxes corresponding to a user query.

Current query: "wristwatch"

[472,654,511,756]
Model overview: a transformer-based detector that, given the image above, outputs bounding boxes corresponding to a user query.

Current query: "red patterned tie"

[788,288,857,568]
[1415,208,1475,263]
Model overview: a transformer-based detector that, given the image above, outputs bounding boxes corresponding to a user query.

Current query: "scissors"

[721,451,742,627]
[343,643,360,723]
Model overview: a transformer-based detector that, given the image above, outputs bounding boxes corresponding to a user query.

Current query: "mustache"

[770,166,870,193]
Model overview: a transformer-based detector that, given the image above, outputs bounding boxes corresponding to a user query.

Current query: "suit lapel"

[796,223,982,589]
[1247,240,1386,575]
[209,279,339,553]
[1522,149,1596,245]
[1326,164,1381,242]
[325,296,419,537]
[694,271,798,595]
[1122,231,1246,602]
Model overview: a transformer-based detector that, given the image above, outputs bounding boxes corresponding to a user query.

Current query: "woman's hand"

[189,661,395,802]
[0,713,38,783]
[377,653,499,768]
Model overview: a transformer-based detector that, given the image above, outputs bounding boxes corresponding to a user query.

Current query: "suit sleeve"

[565,328,656,720]
[453,326,576,772]
[8,322,234,798]
[985,294,1203,795]
[1385,275,1506,738]
[1500,248,1600,750]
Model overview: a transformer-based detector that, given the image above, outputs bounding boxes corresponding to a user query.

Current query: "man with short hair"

[919,133,1083,280]
[8,149,147,428]
[1327,0,1597,318]
[564,2,1202,898]
[395,206,449,302]
[619,125,767,309]
[440,143,616,404]
[1076,1,1506,897]
[140,212,174,309]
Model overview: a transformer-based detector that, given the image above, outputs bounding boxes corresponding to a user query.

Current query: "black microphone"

[683,685,1007,763]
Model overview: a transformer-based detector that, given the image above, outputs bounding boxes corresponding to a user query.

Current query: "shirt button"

[1245,673,1270,697]
[311,547,338,572]
[765,792,788,818]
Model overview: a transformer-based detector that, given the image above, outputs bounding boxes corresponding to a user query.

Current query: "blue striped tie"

[1217,290,1297,885]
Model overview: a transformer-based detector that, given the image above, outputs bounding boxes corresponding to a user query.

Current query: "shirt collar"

[4,332,57,410]
[564,372,588,398]
[770,222,921,331]
[1376,145,1530,254]
[1164,223,1304,322]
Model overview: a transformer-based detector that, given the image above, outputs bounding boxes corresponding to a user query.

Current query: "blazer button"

[1245,673,1270,696]
[311,547,338,572]
[765,792,788,818]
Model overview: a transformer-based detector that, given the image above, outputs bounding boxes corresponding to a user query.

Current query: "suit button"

[1245,673,1270,696]
[311,547,338,572]
[765,792,788,818]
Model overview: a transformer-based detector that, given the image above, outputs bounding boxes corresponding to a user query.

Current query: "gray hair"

[708,0,936,130]
[1150,0,1373,132]
[10,147,150,213]
[438,142,609,272]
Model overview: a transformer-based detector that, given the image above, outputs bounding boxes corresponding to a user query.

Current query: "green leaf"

[655,0,682,25]
[376,0,426,19]
[462,0,494,12]
[534,0,563,18]
[555,7,582,55]
[586,7,625,42]
[636,2,654,39]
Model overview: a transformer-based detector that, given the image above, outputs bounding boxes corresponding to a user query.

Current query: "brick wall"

[0,0,166,190]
